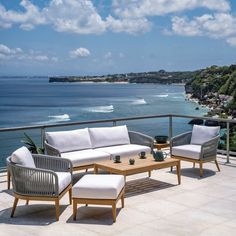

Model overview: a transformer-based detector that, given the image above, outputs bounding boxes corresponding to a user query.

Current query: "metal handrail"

[0,113,235,167]
[0,114,235,132]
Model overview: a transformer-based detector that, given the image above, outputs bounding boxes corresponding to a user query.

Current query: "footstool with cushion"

[72,174,125,222]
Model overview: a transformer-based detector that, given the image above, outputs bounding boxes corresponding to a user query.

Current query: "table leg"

[148,170,151,177]
[94,165,98,174]
[176,162,181,185]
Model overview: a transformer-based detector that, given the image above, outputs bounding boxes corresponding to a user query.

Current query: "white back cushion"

[190,125,220,145]
[89,125,130,148]
[11,146,35,168]
[46,128,92,153]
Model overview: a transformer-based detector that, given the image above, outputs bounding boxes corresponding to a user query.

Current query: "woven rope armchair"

[170,125,221,177]
[7,152,73,221]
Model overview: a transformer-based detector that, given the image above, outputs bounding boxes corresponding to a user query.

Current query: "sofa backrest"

[89,125,130,148]
[11,146,36,168]
[190,125,220,145]
[45,128,92,153]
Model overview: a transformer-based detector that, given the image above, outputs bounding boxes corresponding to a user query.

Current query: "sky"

[0,0,236,76]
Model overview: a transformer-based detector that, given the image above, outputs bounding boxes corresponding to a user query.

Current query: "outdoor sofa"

[45,125,153,171]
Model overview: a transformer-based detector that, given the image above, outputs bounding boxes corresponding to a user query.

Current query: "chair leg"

[7,170,11,190]
[112,202,116,223]
[199,162,203,177]
[215,160,220,172]
[11,197,19,217]
[69,188,72,205]
[121,193,124,208]
[55,199,60,221]
[73,200,77,220]
[170,166,173,172]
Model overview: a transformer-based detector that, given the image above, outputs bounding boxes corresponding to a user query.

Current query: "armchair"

[170,125,220,177]
[7,146,72,221]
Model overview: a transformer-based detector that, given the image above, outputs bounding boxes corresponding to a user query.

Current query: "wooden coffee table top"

[94,155,180,176]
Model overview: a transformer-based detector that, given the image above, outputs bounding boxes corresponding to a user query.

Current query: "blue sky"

[0,0,236,76]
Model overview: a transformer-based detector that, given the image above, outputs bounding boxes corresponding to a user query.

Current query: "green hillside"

[186,64,236,117]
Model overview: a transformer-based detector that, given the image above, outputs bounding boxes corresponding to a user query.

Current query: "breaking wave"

[131,98,147,105]
[155,94,169,98]
[34,114,71,125]
[83,105,114,113]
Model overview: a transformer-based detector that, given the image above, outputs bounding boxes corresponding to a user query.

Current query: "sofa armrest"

[200,135,220,160]
[44,141,61,157]
[32,154,73,173]
[128,131,154,150]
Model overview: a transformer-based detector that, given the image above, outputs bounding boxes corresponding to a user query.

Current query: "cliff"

[185,64,236,118]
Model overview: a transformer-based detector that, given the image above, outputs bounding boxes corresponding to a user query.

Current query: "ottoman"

[72,174,125,222]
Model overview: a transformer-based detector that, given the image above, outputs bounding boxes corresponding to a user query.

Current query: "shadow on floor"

[0,203,68,226]
[169,167,216,179]
[125,177,175,198]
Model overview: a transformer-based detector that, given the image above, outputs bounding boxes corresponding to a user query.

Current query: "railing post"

[169,115,173,140]
[226,122,230,163]
[41,127,45,150]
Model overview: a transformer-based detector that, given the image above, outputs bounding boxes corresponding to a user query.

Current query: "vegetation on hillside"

[186,64,236,151]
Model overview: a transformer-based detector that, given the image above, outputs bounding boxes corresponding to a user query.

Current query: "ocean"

[0,77,208,167]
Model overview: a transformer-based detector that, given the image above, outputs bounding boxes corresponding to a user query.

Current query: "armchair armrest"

[128,131,154,150]
[44,141,61,157]
[32,154,72,173]
[170,132,192,147]
[200,135,220,160]
[9,164,60,196]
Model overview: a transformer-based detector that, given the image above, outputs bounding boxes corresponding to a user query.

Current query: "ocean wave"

[48,114,70,119]
[155,94,169,98]
[83,105,114,113]
[131,98,147,105]
[34,114,71,125]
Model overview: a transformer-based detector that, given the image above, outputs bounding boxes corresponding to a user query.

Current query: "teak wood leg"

[11,197,19,217]
[121,193,124,208]
[199,162,203,177]
[215,160,220,172]
[148,170,151,177]
[73,200,77,220]
[69,188,72,205]
[176,162,181,185]
[55,199,60,221]
[112,203,117,222]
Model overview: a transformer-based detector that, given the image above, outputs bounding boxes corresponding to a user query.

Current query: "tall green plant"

[21,132,44,154]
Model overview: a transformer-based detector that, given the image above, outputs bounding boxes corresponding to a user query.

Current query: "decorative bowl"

[154,135,168,144]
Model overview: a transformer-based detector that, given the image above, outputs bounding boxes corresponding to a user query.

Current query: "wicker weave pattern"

[7,154,72,197]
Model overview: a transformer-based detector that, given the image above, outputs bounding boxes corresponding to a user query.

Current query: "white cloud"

[0,43,57,62]
[226,37,236,46]
[0,0,46,30]
[170,13,236,40]
[112,0,230,19]
[70,48,91,58]
[44,0,106,34]
[106,15,151,34]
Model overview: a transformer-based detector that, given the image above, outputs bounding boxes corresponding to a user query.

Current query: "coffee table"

[94,155,181,185]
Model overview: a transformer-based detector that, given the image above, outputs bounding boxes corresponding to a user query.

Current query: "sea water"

[0,77,208,167]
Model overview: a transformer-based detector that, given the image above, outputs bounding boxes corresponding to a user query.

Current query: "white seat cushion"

[191,125,220,145]
[45,128,92,153]
[11,146,36,168]
[55,172,72,194]
[89,125,130,148]
[96,144,151,159]
[172,144,201,160]
[61,149,110,167]
[72,174,125,199]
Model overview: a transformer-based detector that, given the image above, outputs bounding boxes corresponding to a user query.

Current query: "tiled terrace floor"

[1,155,236,236]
